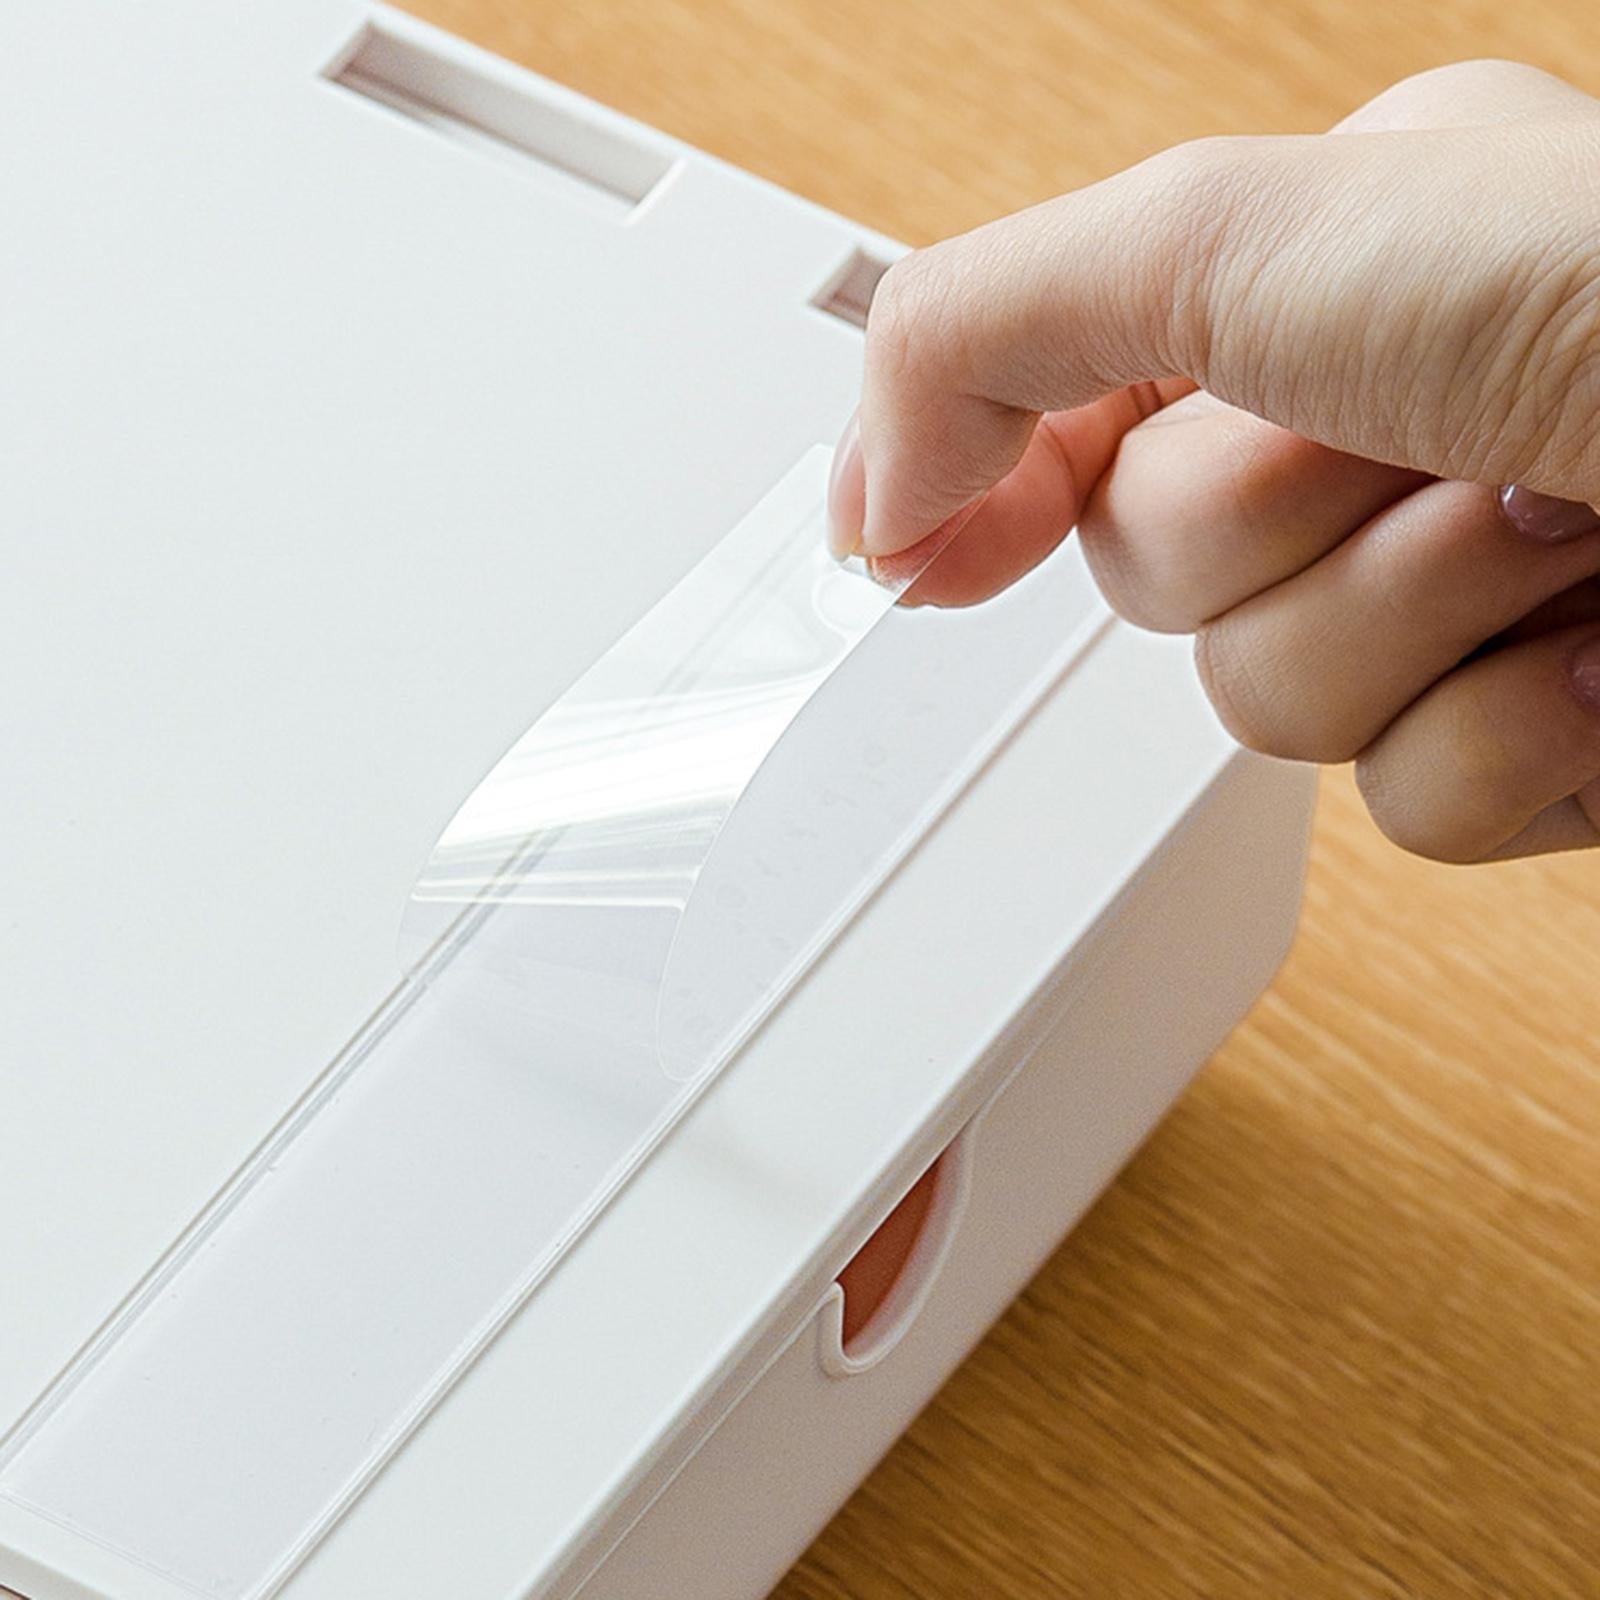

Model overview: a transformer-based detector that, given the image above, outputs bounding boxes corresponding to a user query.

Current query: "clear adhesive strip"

[399,446,951,1088]
[0,448,1109,1600]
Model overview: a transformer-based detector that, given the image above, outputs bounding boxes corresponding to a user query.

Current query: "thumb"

[839,122,1600,557]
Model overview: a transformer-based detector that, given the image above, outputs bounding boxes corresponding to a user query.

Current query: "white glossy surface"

[0,443,1100,1599]
[0,5,1313,1599]
[0,0,876,1440]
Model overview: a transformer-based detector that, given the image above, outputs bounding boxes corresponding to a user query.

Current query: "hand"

[827,60,1600,863]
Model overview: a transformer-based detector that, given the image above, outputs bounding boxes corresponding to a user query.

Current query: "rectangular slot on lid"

[812,247,892,328]
[324,19,675,215]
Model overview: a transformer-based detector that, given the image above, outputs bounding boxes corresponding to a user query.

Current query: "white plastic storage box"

[0,6,1316,1599]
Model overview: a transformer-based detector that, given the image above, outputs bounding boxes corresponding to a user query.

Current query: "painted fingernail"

[826,410,864,560]
[1568,633,1600,716]
[1499,485,1600,543]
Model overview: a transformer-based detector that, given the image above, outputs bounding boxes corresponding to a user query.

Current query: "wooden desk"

[407,3,1600,1592]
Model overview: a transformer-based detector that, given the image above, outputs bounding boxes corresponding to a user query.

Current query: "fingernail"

[1500,484,1600,544]
[862,494,988,599]
[1569,633,1600,716]
[900,495,986,563]
[826,410,864,560]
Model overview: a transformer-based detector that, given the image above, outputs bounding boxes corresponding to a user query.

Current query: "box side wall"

[569,754,1316,1600]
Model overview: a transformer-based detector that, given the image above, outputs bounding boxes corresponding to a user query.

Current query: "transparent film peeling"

[0,448,1108,1600]
[399,445,948,1086]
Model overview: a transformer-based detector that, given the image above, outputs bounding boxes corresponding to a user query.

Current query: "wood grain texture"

[405,2,1600,1593]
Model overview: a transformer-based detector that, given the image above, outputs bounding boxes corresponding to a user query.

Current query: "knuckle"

[1338,60,1541,133]
[1136,135,1256,265]
[868,251,928,326]
[1076,518,1195,633]
[864,255,930,374]
[1443,238,1600,488]
[865,251,955,372]
[1193,620,1363,763]
[1132,134,1284,375]
[1145,132,1280,236]
[1082,407,1340,636]
[1401,58,1548,100]
[1347,60,1583,138]
[1142,133,1259,200]
[1218,416,1331,516]
[864,248,960,385]
[1504,267,1600,490]
[1206,414,1353,573]
[1193,621,1276,754]
[1354,753,1485,864]
[1399,57,1560,101]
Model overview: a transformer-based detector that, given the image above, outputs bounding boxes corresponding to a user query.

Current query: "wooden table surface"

[409,3,1600,1593]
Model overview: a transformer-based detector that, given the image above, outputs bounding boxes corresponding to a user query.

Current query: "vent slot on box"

[812,247,892,329]
[325,20,674,215]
